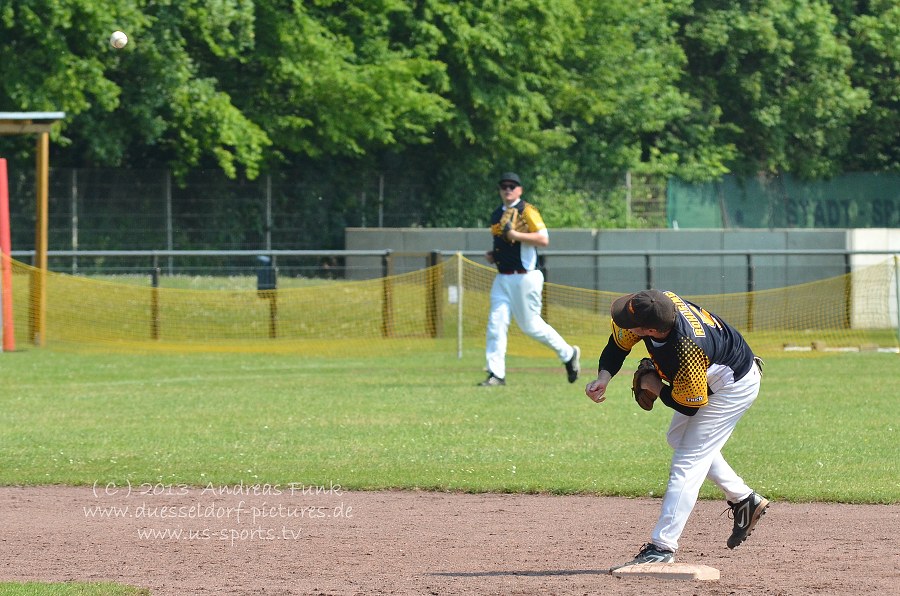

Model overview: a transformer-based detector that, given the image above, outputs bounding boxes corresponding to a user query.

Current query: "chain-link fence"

[5,167,664,258]
[6,168,437,252]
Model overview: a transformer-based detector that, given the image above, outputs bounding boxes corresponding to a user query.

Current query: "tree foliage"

[675,0,869,178]
[0,0,894,229]
[844,0,900,171]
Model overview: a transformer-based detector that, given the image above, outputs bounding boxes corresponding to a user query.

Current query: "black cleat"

[565,345,581,383]
[478,373,506,387]
[726,492,769,549]
[612,543,675,570]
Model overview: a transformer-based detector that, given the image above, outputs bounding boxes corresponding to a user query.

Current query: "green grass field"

[2,346,898,504]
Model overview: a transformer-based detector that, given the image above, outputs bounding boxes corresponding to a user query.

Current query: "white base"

[611,562,720,580]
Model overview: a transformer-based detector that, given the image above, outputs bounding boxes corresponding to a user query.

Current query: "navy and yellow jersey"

[597,291,756,416]
[489,199,547,273]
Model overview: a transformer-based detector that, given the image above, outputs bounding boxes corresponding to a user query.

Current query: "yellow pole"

[29,131,49,346]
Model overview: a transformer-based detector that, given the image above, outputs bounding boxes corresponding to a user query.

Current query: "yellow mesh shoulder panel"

[611,321,642,352]
[671,337,710,407]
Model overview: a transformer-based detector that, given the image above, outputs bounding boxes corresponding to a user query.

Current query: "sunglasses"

[499,184,519,190]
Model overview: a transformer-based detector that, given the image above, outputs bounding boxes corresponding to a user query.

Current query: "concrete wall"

[345,228,900,293]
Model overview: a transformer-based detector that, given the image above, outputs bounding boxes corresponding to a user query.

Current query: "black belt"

[499,269,528,275]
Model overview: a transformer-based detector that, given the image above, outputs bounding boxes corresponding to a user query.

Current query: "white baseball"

[110,31,128,49]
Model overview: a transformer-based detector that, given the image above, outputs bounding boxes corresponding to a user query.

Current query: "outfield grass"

[1,347,898,503]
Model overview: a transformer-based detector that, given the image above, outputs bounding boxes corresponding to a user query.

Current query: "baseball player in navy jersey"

[584,289,768,567]
[479,172,580,387]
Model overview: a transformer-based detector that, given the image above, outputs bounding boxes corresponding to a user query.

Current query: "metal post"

[71,169,78,274]
[540,254,548,321]
[165,170,173,274]
[29,131,49,346]
[644,254,653,289]
[457,252,464,359]
[361,191,367,228]
[747,254,755,332]
[426,251,443,338]
[265,174,272,251]
[151,267,160,340]
[378,174,384,228]
[381,250,393,337]
[268,292,278,339]
[625,170,632,226]
[843,252,852,329]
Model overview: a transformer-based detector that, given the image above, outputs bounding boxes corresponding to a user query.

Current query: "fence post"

[381,250,394,337]
[457,253,464,359]
[625,170,632,225]
[644,254,653,289]
[265,174,272,252]
[843,253,852,329]
[426,251,443,338]
[378,174,384,228]
[151,267,160,340]
[256,256,278,339]
[0,158,14,352]
[165,170,173,275]
[539,254,548,321]
[29,132,50,347]
[71,169,78,275]
[747,253,755,332]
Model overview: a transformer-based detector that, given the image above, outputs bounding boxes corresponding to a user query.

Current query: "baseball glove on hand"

[498,208,526,243]
[632,358,661,411]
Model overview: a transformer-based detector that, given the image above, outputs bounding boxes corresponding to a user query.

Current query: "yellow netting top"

[2,255,897,356]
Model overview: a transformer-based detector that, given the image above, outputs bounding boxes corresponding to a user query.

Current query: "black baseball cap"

[498,172,522,186]
[611,290,676,330]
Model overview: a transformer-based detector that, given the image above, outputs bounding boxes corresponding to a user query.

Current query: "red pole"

[0,158,15,351]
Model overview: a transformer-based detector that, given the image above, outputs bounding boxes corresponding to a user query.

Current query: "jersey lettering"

[689,304,719,328]
[667,292,705,338]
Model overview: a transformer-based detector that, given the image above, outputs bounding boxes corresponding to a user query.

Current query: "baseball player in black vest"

[585,289,769,567]
[479,172,580,387]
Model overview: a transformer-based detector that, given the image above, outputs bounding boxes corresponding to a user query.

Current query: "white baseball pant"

[485,270,575,379]
[650,361,762,551]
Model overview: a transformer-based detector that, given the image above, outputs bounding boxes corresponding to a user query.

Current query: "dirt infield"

[0,486,896,595]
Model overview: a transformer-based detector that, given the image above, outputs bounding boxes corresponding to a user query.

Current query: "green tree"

[221,0,453,165]
[387,0,591,227]
[0,0,271,178]
[2,0,895,238]
[549,0,735,183]
[416,0,717,227]
[844,0,900,171]
[675,0,869,178]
